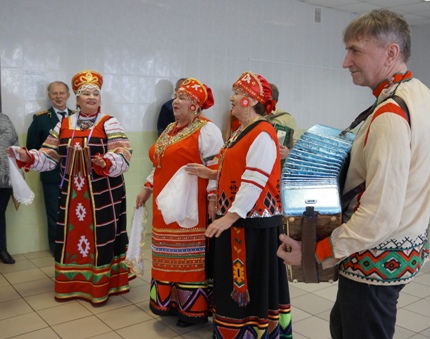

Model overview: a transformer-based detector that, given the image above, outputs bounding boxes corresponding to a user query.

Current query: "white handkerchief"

[125,205,147,276]
[156,165,198,228]
[8,157,35,205]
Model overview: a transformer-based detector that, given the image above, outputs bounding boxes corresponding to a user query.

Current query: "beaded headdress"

[233,71,275,113]
[178,78,214,110]
[71,70,103,95]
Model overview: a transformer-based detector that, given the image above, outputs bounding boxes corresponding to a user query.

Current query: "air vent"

[315,7,321,23]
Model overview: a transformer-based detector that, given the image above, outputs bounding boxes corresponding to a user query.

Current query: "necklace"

[218,116,262,181]
[224,115,261,148]
[77,116,97,130]
[154,118,205,168]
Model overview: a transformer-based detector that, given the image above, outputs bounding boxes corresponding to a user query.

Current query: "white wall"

[1,0,429,254]
[0,0,370,133]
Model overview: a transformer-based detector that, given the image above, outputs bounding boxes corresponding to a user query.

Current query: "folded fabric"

[8,157,34,205]
[125,205,148,276]
[156,165,198,228]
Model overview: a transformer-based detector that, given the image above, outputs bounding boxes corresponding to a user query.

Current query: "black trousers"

[42,182,60,253]
[330,275,405,339]
[0,188,12,251]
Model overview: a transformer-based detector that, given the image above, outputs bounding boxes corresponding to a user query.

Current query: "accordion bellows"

[281,124,355,283]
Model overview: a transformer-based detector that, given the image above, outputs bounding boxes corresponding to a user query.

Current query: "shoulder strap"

[392,95,410,126]
[266,111,290,123]
[341,95,410,208]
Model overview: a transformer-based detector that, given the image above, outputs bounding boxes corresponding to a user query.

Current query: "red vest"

[217,120,282,227]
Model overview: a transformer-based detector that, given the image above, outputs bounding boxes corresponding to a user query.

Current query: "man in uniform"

[26,81,74,254]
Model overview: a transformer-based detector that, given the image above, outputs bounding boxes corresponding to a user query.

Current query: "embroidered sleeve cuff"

[92,157,112,177]
[16,147,34,172]
[315,237,334,262]
[144,182,153,190]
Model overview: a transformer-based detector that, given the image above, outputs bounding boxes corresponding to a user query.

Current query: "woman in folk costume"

[135,78,223,327]
[187,72,292,338]
[7,70,133,305]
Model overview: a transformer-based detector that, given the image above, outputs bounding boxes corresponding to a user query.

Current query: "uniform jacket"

[26,107,74,183]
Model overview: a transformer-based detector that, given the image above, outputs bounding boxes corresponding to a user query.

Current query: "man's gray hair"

[343,9,411,63]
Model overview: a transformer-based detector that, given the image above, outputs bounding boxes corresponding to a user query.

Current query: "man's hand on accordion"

[277,234,302,266]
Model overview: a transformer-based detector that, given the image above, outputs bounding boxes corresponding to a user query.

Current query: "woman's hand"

[6,146,30,162]
[185,163,217,180]
[205,212,239,238]
[208,200,216,221]
[136,187,151,208]
[277,234,302,266]
[279,145,290,160]
[92,154,106,168]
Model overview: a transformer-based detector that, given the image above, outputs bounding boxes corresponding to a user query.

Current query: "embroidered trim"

[154,118,206,167]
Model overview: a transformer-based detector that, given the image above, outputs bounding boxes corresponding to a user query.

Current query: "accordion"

[281,124,355,283]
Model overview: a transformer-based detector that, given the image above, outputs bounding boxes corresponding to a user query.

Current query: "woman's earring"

[240,98,249,107]
[189,104,197,112]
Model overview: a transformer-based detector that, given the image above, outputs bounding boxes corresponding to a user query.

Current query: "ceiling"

[299,0,430,26]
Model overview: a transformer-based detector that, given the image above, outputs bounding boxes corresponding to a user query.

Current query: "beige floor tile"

[51,315,112,339]
[397,309,430,333]
[30,255,55,268]
[40,265,55,278]
[397,290,420,308]
[157,315,210,336]
[0,285,21,303]
[292,293,334,316]
[403,280,430,298]
[290,281,337,293]
[403,299,430,318]
[0,298,33,320]
[0,312,48,338]
[419,264,430,274]
[13,276,54,297]
[11,327,61,339]
[116,318,178,338]
[418,327,430,337]
[180,322,213,338]
[122,284,150,304]
[37,301,93,326]
[0,259,37,274]
[10,254,26,262]
[312,284,338,302]
[128,275,147,287]
[407,334,430,339]
[24,291,64,311]
[394,325,416,339]
[141,264,152,283]
[24,250,52,259]
[3,268,48,284]
[135,301,157,318]
[78,294,133,314]
[87,332,123,339]
[0,250,429,339]
[96,304,153,330]
[293,315,331,339]
[0,274,10,288]
[288,284,309,299]
[290,333,310,339]
[315,309,331,322]
[413,273,430,286]
[291,307,313,323]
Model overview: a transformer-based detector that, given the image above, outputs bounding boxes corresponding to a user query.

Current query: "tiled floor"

[2,235,430,339]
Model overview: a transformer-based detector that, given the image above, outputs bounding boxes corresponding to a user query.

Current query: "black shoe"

[176,319,196,328]
[0,251,15,264]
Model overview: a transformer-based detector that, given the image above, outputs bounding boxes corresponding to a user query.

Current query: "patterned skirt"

[211,224,292,338]
[54,172,132,305]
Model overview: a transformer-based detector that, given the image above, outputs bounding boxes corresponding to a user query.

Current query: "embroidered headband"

[233,71,275,114]
[178,78,214,110]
